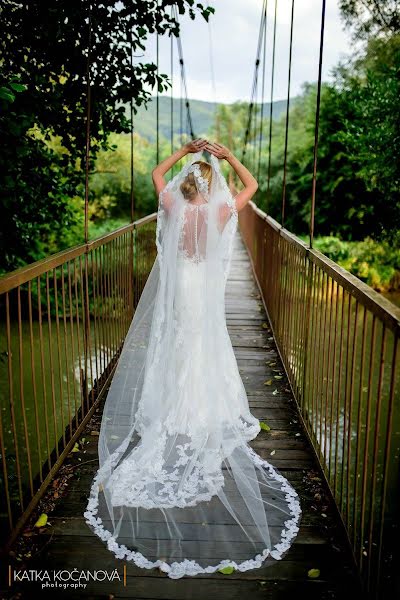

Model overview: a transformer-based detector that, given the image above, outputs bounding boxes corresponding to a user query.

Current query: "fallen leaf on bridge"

[218,566,235,574]
[308,568,320,578]
[259,421,271,431]
[34,513,48,528]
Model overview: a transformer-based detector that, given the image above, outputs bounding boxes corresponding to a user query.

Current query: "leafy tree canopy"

[339,0,400,41]
[0,0,214,272]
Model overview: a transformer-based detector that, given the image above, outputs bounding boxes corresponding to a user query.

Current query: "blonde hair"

[180,160,212,200]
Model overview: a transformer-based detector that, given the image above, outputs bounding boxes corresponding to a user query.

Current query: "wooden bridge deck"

[7,231,361,599]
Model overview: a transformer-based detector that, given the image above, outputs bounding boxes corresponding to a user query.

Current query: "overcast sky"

[139,0,354,104]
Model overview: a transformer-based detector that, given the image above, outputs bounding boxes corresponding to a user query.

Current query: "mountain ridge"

[126,95,296,142]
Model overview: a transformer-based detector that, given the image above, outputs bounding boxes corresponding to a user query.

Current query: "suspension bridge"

[0,1,399,599]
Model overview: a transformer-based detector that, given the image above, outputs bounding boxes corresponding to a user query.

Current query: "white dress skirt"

[84,159,302,579]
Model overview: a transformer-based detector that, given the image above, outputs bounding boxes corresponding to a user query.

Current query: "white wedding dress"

[84,152,301,578]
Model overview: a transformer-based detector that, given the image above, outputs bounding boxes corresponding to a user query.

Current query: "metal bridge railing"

[239,201,400,597]
[0,213,157,548]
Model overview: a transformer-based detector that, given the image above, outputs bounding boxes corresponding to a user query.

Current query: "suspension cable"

[208,20,217,105]
[281,0,295,227]
[253,0,267,176]
[173,5,195,140]
[257,0,268,182]
[84,2,92,245]
[170,6,174,176]
[180,76,183,145]
[252,61,258,174]
[156,7,160,164]
[83,1,93,407]
[130,29,135,222]
[267,0,278,199]
[252,1,267,174]
[242,0,266,162]
[310,0,326,248]
[241,0,267,163]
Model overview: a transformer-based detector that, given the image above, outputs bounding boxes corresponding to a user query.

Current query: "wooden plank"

[46,517,328,545]
[16,537,358,600]
[14,574,359,600]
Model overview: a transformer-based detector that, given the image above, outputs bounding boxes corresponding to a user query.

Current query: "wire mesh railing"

[0,214,157,547]
[239,201,400,598]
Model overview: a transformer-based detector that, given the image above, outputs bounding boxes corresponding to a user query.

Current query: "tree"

[335,35,400,240]
[250,66,399,242]
[283,81,380,240]
[339,0,400,41]
[0,0,214,272]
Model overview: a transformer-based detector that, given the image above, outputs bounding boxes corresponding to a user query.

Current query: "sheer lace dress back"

[178,199,235,265]
[178,202,208,263]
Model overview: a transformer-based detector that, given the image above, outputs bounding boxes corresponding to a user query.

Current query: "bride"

[84,138,302,579]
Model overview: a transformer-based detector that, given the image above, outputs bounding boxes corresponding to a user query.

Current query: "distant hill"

[126,95,294,143]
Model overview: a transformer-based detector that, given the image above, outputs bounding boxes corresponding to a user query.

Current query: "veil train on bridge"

[84,150,302,579]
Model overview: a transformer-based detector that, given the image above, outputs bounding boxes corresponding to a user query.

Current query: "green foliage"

[238,34,400,245]
[337,36,400,213]
[89,217,130,240]
[1,1,214,159]
[0,75,28,103]
[90,131,192,219]
[0,0,213,273]
[302,235,400,292]
[0,80,83,273]
[339,1,399,41]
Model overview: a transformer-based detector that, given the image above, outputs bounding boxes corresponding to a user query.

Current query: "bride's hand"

[184,138,209,154]
[205,142,232,160]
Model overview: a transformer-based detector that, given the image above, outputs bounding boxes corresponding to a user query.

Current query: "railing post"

[300,250,313,419]
[82,2,92,414]
[131,226,136,313]
[83,250,91,413]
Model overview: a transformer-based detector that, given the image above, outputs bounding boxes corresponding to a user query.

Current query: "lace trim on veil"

[84,441,301,579]
[102,416,262,509]
[208,154,239,280]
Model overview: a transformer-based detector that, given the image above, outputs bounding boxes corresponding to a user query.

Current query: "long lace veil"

[84,151,302,578]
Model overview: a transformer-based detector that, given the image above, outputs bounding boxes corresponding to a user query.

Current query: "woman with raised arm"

[205,140,259,211]
[85,138,302,579]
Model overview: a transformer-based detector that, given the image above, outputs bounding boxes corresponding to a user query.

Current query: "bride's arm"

[205,142,258,212]
[152,138,209,197]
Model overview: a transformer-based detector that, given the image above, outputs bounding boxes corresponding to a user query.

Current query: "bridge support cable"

[173,5,195,140]
[208,19,217,106]
[83,2,93,410]
[281,0,295,227]
[266,0,278,205]
[129,30,135,223]
[257,0,268,183]
[252,1,267,178]
[241,0,267,166]
[129,27,135,315]
[84,4,92,247]
[156,6,160,165]
[180,76,183,145]
[170,6,174,177]
[252,65,258,175]
[309,0,326,249]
